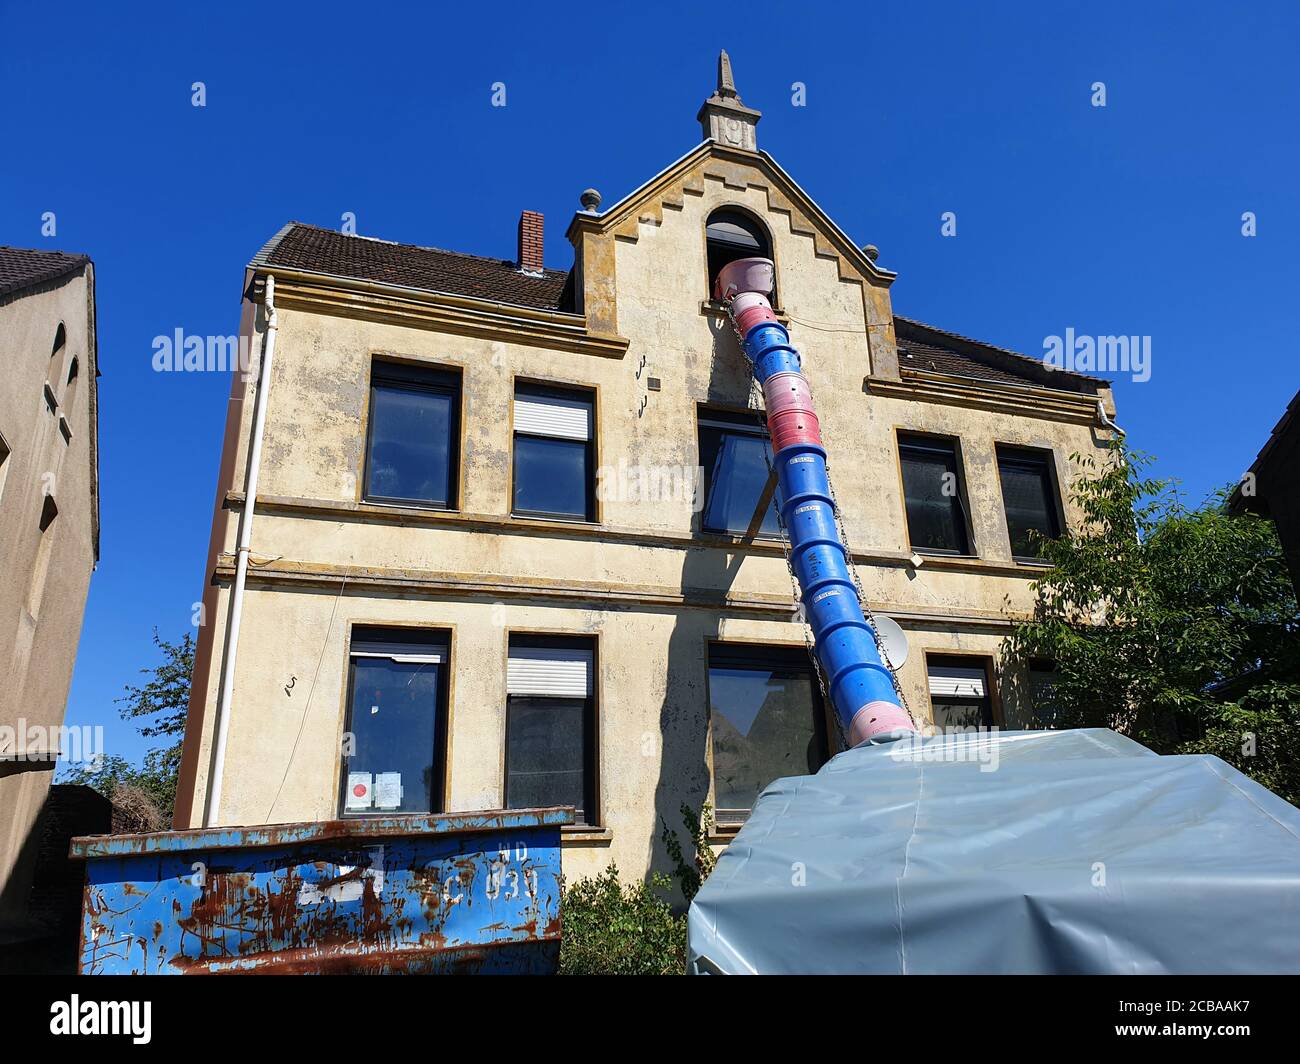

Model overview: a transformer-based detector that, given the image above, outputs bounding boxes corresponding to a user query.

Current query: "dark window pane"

[705,211,765,251]
[343,657,442,814]
[505,697,588,820]
[699,412,780,536]
[928,656,994,730]
[899,437,969,554]
[709,658,824,822]
[365,381,454,506]
[998,451,1060,559]
[1029,664,1061,728]
[700,426,780,535]
[513,435,590,519]
[931,697,993,730]
[706,210,773,299]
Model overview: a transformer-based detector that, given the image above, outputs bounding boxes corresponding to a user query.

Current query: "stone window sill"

[561,824,613,845]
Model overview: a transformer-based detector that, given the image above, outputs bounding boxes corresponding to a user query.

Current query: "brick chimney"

[517,210,544,274]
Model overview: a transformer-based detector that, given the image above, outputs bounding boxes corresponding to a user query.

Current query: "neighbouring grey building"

[1231,390,1300,596]
[0,247,100,942]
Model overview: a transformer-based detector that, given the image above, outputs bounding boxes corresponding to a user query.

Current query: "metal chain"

[721,297,916,736]
[721,298,839,741]
[824,459,918,728]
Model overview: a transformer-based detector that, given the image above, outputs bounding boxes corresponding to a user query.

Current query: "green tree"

[1006,441,1300,803]
[60,630,193,820]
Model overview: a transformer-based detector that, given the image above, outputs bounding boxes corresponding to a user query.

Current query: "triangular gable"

[565,140,896,339]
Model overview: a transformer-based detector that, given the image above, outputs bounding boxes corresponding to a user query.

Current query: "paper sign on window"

[346,772,373,810]
[374,772,402,811]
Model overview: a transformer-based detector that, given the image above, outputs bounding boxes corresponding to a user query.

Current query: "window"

[698,408,780,537]
[927,656,996,730]
[898,433,971,555]
[505,636,596,824]
[45,324,67,413]
[26,495,58,619]
[1028,659,1060,728]
[340,627,448,816]
[512,384,594,521]
[996,446,1062,560]
[708,644,829,824]
[363,361,460,508]
[705,208,772,299]
[60,356,81,440]
[0,432,10,507]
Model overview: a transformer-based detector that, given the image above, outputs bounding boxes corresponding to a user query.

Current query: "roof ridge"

[0,245,90,258]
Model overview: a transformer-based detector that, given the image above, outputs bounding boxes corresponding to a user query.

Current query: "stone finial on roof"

[698,50,761,151]
[717,49,739,100]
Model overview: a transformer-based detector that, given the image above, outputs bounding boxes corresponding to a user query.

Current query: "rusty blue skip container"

[69,807,572,974]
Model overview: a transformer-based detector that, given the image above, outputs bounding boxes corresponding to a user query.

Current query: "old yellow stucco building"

[175,59,1115,883]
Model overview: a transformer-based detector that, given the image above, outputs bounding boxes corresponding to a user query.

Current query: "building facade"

[0,247,100,935]
[1231,390,1300,596]
[174,62,1114,883]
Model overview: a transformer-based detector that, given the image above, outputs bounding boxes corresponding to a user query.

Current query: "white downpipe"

[204,275,278,827]
[1097,400,1124,437]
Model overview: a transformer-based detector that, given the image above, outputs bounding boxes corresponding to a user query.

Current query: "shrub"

[558,864,687,975]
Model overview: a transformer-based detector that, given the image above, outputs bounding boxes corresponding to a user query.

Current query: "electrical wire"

[264,565,349,822]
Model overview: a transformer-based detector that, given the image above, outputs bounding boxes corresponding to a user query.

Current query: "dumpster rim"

[69,805,575,859]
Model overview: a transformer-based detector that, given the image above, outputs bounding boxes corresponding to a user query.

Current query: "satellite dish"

[872,615,909,670]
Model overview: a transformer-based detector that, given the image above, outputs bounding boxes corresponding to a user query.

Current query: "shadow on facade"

[0,779,108,974]
[647,314,757,895]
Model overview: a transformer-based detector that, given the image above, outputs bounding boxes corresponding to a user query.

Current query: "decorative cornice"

[565,142,895,290]
[248,269,628,359]
[224,491,1049,580]
[213,553,1030,629]
[865,369,1103,425]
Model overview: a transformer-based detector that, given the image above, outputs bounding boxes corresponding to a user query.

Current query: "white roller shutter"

[513,393,591,441]
[928,664,988,698]
[352,651,444,664]
[507,647,593,697]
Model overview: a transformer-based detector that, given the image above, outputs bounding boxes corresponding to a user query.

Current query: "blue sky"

[2,1,1295,768]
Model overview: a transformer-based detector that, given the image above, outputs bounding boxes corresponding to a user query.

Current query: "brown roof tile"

[0,246,90,298]
[248,225,1097,392]
[894,316,1101,393]
[253,223,569,311]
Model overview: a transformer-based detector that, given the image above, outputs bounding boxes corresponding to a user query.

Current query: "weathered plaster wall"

[179,150,1113,887]
[0,269,97,931]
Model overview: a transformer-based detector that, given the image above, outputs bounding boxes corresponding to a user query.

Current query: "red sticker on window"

[353,783,368,797]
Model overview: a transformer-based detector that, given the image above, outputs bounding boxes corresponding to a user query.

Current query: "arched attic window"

[705,208,774,301]
[45,323,68,413]
[63,353,81,418]
[51,323,67,368]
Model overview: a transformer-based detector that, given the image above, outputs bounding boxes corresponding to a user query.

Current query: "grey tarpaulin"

[687,729,1300,974]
